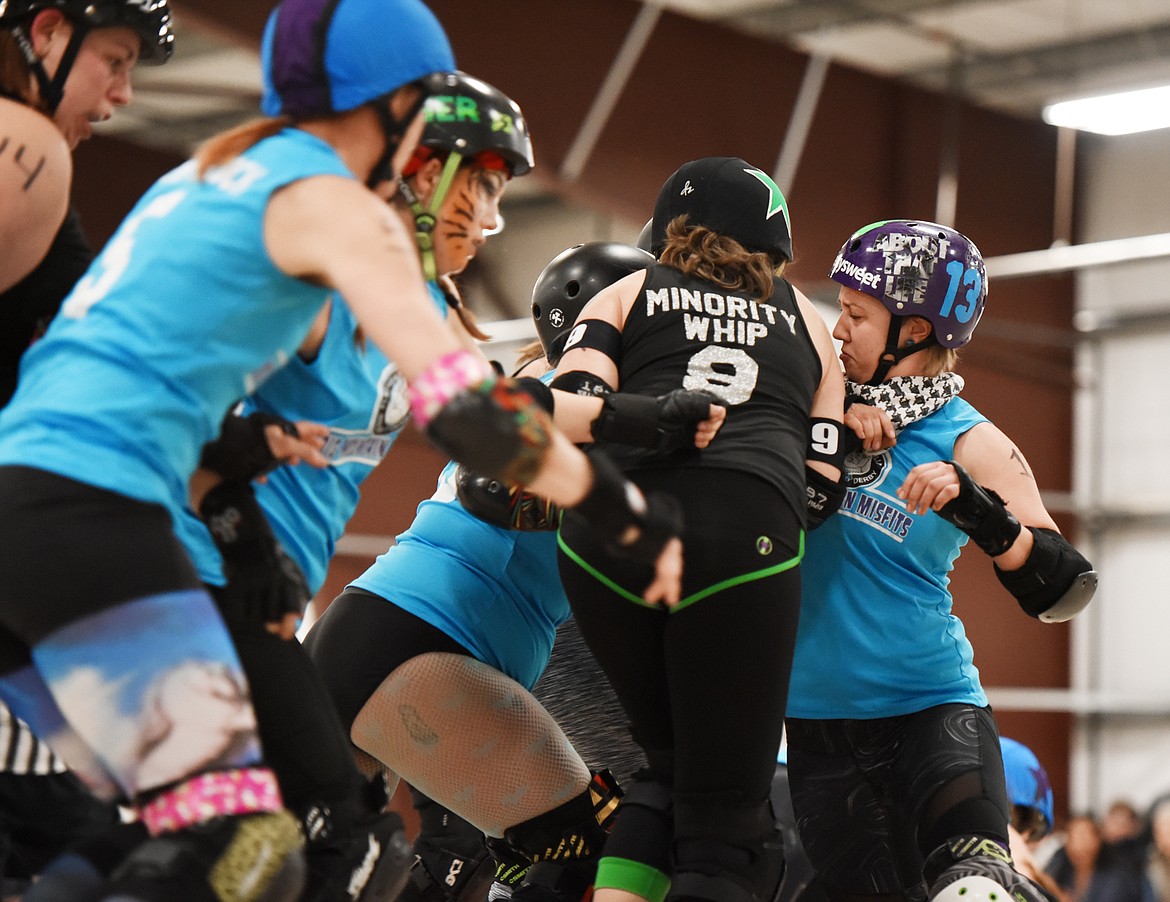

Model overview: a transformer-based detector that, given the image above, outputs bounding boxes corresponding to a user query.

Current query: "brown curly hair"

[657,215,787,301]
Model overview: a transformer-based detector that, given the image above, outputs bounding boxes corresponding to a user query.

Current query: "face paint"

[433,166,508,277]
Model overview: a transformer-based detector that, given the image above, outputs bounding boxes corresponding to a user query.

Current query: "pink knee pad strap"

[407,349,494,427]
[138,767,284,835]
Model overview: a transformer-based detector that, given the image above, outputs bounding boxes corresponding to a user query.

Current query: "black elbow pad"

[995,527,1098,623]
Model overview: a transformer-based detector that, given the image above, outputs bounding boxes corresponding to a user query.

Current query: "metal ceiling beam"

[707,0,982,37]
[559,3,662,183]
[771,52,831,197]
[910,22,1170,95]
[986,232,1170,280]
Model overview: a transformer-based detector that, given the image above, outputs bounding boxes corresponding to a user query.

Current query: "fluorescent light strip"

[1043,84,1170,136]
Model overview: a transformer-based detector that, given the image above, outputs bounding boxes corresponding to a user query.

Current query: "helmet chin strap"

[12,20,88,115]
[865,314,936,386]
[365,88,429,191]
[396,151,464,283]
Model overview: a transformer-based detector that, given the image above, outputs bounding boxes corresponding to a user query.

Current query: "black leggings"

[557,468,803,807]
[786,704,1009,899]
[215,605,369,818]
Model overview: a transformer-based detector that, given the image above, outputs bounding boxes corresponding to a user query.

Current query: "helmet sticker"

[490,110,516,135]
[425,94,480,124]
[870,230,947,311]
[742,168,789,224]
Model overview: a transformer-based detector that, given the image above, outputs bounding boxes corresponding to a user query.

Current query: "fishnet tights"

[350,652,590,837]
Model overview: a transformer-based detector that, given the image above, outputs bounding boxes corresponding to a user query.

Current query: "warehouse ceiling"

[88,0,1170,323]
[103,0,1170,154]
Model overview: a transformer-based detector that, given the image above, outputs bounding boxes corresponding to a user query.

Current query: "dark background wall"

[69,0,1077,821]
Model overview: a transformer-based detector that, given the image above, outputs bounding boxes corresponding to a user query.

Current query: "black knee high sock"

[226,619,366,819]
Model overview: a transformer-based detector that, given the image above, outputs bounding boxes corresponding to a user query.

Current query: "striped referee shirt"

[0,701,66,775]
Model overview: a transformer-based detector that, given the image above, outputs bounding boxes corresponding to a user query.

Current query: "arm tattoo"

[1010,447,1034,479]
[1,136,48,191]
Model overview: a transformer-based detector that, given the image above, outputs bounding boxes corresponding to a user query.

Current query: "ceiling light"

[1042,84,1170,136]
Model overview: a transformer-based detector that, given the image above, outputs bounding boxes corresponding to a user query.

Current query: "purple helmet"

[829,220,986,349]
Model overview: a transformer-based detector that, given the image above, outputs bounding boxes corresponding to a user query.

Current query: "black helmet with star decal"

[649,156,793,264]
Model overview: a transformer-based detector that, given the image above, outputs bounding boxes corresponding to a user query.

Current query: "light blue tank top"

[349,374,566,690]
[787,398,990,719]
[0,128,353,520]
[179,284,448,593]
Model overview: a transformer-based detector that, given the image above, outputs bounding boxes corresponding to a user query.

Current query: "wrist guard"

[574,451,682,563]
[200,480,310,626]
[592,389,720,454]
[515,376,555,414]
[455,466,560,531]
[426,376,553,486]
[995,527,1098,622]
[806,465,846,530]
[200,411,300,483]
[936,461,1022,556]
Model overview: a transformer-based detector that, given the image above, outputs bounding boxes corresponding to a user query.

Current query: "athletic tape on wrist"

[408,349,495,427]
[138,767,284,835]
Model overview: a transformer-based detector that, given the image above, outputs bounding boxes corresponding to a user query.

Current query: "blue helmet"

[1000,737,1054,838]
[261,0,455,118]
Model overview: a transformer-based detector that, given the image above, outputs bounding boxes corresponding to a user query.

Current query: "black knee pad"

[401,798,488,902]
[602,779,674,875]
[671,796,785,902]
[511,860,594,902]
[504,788,607,864]
[922,834,1013,888]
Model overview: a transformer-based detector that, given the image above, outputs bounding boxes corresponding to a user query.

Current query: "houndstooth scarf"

[846,373,965,432]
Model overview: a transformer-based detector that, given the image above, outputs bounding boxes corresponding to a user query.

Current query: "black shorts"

[302,587,473,734]
[0,466,201,665]
[786,705,1007,896]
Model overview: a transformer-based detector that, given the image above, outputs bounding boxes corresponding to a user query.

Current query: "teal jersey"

[349,374,566,690]
[179,284,448,593]
[0,129,352,520]
[787,398,990,719]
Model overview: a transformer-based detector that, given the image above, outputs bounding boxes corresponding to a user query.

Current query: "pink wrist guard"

[408,349,494,427]
[138,767,284,835]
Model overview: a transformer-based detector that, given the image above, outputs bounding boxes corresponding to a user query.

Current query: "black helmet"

[635,217,653,254]
[0,0,174,64]
[2,0,172,114]
[420,71,534,177]
[531,242,654,366]
[399,71,533,281]
[650,156,792,263]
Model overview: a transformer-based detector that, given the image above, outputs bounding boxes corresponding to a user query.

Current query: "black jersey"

[602,262,821,519]
[0,207,92,406]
